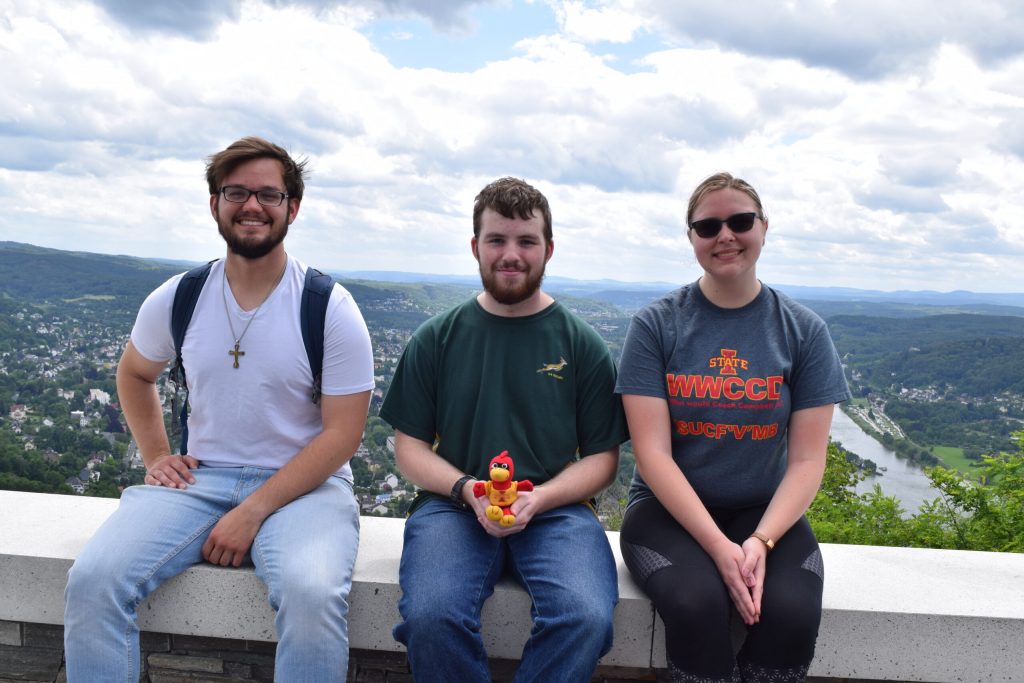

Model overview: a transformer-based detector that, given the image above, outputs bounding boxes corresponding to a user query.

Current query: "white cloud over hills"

[1,0,1023,291]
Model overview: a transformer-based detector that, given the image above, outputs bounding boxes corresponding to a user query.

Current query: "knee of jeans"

[274,568,351,615]
[64,561,90,607]
[400,588,478,637]
[65,552,133,615]
[547,589,615,634]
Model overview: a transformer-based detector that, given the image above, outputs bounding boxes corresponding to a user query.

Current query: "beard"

[217,211,288,260]
[479,261,546,306]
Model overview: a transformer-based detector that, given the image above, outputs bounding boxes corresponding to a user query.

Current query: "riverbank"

[830,408,937,513]
[841,402,982,475]
[843,400,905,440]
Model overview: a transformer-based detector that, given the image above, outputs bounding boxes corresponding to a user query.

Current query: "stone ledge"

[2,490,1023,681]
[0,490,652,669]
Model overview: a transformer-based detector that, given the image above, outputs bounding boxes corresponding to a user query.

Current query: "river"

[829,409,938,513]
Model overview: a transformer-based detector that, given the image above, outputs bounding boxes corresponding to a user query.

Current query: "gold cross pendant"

[229,343,245,368]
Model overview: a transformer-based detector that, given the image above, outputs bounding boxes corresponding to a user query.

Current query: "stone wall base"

[0,619,866,682]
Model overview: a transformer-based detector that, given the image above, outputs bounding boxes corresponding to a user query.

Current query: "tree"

[809,441,914,546]
[809,436,1024,552]
[918,448,1024,552]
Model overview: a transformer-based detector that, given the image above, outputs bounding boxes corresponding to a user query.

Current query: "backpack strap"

[169,260,216,454]
[300,266,334,405]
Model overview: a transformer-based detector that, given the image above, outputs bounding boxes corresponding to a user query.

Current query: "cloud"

[0,136,70,172]
[91,0,490,38]
[853,149,962,215]
[359,0,491,31]
[2,0,1024,292]
[549,0,653,44]
[92,0,240,38]
[878,151,961,189]
[636,0,1024,80]
[854,183,950,215]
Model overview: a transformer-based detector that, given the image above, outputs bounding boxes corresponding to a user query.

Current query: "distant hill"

[336,270,675,311]
[334,270,481,285]
[801,300,1024,320]
[826,312,1024,397]
[0,242,623,331]
[6,240,1024,311]
[0,241,183,302]
[336,267,1024,310]
[827,313,1024,362]
[770,284,1024,308]
[340,280,478,314]
[869,336,1024,396]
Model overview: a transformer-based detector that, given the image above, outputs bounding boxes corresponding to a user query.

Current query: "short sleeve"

[789,318,851,411]
[615,310,669,400]
[129,274,182,364]
[320,284,375,396]
[574,327,629,456]
[379,329,438,444]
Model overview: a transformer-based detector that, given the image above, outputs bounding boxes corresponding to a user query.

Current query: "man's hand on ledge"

[202,505,265,567]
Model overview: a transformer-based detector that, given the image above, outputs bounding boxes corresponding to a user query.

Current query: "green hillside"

[828,313,1024,365]
[866,336,1024,396]
[0,241,183,302]
[802,300,1024,319]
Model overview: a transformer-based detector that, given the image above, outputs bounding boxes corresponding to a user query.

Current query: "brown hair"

[205,136,308,201]
[473,177,552,242]
[686,172,766,227]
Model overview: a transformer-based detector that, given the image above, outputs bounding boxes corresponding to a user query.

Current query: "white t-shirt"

[131,256,374,481]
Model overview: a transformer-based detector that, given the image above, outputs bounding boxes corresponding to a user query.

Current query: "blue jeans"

[394,497,618,683]
[64,466,359,682]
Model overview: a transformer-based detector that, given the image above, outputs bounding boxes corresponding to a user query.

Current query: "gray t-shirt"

[616,282,851,508]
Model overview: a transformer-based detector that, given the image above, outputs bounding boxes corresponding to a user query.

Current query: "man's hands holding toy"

[468,450,537,537]
[466,488,546,537]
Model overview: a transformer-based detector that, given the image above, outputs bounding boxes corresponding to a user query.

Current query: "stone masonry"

[0,619,856,683]
[1,619,672,683]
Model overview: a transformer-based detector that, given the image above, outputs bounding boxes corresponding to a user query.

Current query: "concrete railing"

[1,490,1022,681]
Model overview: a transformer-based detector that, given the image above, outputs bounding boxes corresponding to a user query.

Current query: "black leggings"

[620,497,823,681]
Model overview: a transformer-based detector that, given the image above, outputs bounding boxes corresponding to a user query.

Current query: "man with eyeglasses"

[63,136,374,682]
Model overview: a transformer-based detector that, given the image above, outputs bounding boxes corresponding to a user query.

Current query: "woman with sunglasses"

[616,172,850,682]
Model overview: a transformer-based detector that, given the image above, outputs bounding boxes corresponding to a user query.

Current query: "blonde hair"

[686,172,766,226]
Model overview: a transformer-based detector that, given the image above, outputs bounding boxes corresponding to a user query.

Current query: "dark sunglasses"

[689,212,760,239]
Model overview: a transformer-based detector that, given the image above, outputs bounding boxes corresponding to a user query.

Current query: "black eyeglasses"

[689,212,760,239]
[219,186,289,207]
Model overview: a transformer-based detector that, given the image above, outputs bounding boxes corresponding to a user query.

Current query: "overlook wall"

[2,490,1023,682]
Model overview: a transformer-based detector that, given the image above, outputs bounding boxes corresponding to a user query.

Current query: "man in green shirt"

[380,177,628,682]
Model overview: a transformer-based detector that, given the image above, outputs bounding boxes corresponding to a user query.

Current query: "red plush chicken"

[472,450,534,526]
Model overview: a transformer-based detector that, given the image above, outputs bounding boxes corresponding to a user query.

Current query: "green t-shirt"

[380,298,628,496]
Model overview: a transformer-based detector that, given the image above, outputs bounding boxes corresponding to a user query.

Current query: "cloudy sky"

[2,0,1023,291]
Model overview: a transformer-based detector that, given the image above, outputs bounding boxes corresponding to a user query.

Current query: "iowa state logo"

[709,348,748,375]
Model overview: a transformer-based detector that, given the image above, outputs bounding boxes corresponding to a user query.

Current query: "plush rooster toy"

[472,450,534,526]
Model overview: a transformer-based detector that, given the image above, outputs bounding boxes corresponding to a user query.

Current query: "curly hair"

[473,177,552,242]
